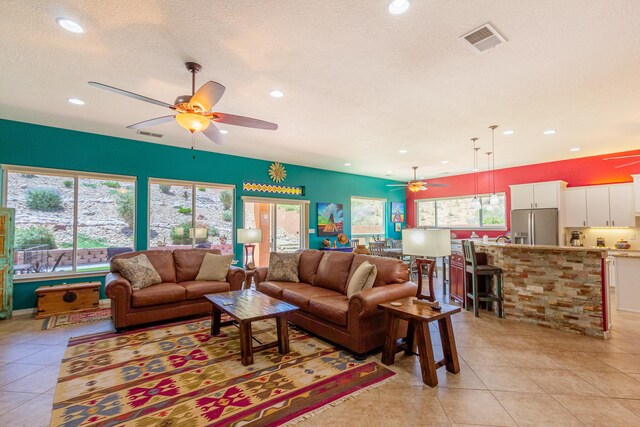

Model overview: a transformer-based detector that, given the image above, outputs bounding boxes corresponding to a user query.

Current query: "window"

[416,193,506,229]
[3,166,135,278]
[351,197,386,235]
[148,179,234,254]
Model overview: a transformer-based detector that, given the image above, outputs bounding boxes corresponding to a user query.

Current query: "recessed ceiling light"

[398,149,408,154]
[388,0,410,15]
[385,170,393,175]
[543,129,557,135]
[270,90,284,98]
[219,129,228,134]
[419,176,425,179]
[502,130,515,135]
[472,168,480,172]
[570,147,580,152]
[440,172,449,175]
[56,18,84,34]
[67,98,85,105]
[440,160,449,164]
[344,163,351,166]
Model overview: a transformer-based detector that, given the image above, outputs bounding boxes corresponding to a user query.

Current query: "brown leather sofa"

[255,250,417,357]
[106,249,245,331]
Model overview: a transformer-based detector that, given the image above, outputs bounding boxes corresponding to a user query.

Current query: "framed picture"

[317,203,344,236]
[391,202,405,223]
[394,223,402,232]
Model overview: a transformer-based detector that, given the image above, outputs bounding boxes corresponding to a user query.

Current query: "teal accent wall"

[0,119,405,310]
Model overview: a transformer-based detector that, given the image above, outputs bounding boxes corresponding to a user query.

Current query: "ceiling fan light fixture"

[176,113,210,133]
[407,182,423,192]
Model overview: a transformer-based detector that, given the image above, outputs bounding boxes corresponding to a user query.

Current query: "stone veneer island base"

[474,243,609,338]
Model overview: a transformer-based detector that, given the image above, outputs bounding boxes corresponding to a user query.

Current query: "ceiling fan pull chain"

[191,133,196,159]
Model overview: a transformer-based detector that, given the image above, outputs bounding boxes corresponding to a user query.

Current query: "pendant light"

[485,152,494,211]
[489,125,499,205]
[470,138,481,210]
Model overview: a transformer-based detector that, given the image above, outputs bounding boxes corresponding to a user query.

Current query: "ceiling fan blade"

[88,81,174,109]
[202,123,224,145]
[386,184,408,187]
[615,160,640,168]
[191,81,226,112]
[213,113,278,130]
[423,183,449,188]
[126,115,176,129]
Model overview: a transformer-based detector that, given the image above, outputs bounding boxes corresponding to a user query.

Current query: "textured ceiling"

[1,0,640,182]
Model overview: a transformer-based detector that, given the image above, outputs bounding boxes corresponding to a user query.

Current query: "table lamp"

[237,228,263,269]
[402,229,452,300]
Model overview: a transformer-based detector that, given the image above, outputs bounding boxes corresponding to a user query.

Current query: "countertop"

[608,250,640,258]
[470,241,608,252]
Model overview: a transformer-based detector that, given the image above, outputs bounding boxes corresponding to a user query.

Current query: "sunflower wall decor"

[268,162,287,183]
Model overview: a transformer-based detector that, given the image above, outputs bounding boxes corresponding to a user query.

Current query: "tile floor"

[0,278,639,426]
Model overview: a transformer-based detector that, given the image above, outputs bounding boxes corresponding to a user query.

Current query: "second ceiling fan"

[89,62,278,145]
[386,167,449,192]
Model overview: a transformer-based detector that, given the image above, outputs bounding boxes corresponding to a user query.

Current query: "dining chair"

[350,238,360,248]
[368,241,387,257]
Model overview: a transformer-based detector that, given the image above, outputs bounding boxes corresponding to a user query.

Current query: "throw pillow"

[113,254,162,291]
[195,253,234,281]
[266,252,301,282]
[346,261,377,298]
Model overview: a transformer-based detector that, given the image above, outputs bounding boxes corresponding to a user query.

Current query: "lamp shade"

[237,228,263,244]
[402,229,451,257]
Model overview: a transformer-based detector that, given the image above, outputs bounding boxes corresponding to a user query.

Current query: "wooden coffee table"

[378,297,461,387]
[204,289,299,366]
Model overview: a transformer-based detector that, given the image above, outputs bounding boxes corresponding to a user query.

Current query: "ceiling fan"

[603,154,640,168]
[386,166,449,192]
[88,62,277,145]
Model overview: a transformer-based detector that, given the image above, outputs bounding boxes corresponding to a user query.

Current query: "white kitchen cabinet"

[586,186,611,227]
[606,256,616,287]
[582,184,635,227]
[510,181,566,210]
[615,256,640,313]
[609,184,636,227]
[564,188,587,227]
[632,175,640,213]
[510,184,535,210]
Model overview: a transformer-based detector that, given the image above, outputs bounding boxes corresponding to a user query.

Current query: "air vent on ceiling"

[460,22,507,54]
[136,130,163,138]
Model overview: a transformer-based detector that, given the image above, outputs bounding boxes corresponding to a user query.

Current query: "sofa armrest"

[105,272,133,300]
[254,267,268,284]
[226,266,246,291]
[349,282,418,319]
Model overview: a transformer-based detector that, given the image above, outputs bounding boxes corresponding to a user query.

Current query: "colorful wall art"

[391,202,405,223]
[317,203,344,236]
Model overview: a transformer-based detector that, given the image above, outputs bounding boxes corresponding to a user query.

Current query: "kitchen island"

[460,242,609,338]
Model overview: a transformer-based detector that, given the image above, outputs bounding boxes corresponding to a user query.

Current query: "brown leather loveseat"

[106,249,245,331]
[255,250,417,357]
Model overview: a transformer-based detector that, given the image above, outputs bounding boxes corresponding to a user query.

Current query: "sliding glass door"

[243,198,308,267]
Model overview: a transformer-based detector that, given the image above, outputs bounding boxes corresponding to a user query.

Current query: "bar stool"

[462,240,504,318]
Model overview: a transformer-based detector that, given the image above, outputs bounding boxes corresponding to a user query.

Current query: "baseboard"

[12,298,111,318]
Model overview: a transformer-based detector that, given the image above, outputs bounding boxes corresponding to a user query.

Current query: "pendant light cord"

[489,125,498,195]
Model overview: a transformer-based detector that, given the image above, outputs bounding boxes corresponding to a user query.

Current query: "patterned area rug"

[51,317,395,426]
[42,308,112,330]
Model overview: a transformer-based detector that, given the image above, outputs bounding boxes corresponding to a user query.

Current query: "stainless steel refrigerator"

[511,208,559,246]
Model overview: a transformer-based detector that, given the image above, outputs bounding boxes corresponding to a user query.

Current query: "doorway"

[242,197,309,267]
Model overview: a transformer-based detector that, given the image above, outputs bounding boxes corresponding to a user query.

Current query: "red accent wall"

[406,149,640,238]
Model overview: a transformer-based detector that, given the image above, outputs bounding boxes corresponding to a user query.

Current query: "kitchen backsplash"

[565,223,640,249]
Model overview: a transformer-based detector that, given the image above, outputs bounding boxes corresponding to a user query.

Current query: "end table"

[378,297,461,387]
[243,268,256,289]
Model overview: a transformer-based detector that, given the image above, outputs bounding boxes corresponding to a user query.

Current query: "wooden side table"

[378,298,461,387]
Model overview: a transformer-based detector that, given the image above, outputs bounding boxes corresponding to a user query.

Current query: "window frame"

[350,196,387,237]
[415,192,507,230]
[2,164,137,282]
[147,178,235,249]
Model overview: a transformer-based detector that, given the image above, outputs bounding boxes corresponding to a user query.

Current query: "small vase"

[353,245,370,255]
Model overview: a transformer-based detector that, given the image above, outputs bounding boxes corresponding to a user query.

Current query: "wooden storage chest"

[35,282,101,318]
